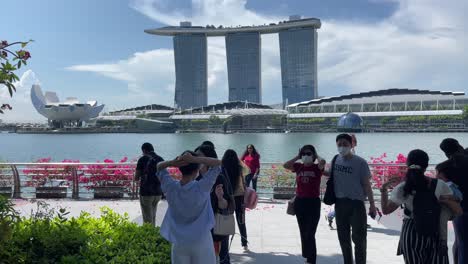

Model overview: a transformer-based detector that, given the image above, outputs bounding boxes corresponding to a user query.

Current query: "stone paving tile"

[12,199,454,264]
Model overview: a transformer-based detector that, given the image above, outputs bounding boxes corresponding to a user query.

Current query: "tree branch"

[2,49,20,59]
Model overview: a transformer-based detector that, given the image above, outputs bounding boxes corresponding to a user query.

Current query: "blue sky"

[1,0,467,122]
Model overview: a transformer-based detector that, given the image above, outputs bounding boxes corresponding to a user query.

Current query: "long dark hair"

[222,149,242,191]
[403,149,429,197]
[300,144,318,163]
[194,144,218,159]
[242,144,259,159]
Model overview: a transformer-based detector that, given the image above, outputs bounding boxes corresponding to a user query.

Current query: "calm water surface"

[1,132,467,163]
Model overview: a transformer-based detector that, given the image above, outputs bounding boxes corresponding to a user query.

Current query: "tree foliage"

[0,40,33,113]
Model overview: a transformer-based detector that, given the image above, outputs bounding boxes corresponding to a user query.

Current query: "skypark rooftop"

[145,17,321,36]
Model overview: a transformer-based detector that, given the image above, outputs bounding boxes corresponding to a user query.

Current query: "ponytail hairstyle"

[403,149,429,197]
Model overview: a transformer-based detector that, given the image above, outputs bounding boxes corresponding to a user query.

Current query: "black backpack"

[406,179,441,237]
[141,154,164,195]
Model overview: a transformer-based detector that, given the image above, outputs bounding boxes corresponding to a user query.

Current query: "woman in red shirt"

[284,145,326,264]
[241,144,261,191]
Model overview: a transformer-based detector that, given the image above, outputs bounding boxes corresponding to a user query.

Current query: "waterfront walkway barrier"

[0,162,436,200]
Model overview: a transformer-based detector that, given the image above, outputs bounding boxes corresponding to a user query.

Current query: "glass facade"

[225,32,261,103]
[279,28,318,106]
[173,34,208,109]
[337,113,363,132]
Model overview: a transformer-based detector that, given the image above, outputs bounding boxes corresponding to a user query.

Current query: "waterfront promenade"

[13,198,455,264]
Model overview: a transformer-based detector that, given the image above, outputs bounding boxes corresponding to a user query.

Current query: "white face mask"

[302,155,314,164]
[338,146,351,156]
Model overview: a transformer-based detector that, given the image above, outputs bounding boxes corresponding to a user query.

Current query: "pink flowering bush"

[0,162,13,187]
[22,158,190,192]
[80,157,135,189]
[23,158,80,187]
[370,153,407,188]
[258,164,296,188]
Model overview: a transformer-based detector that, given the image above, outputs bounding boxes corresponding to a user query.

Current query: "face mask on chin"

[338,147,351,156]
[302,155,314,164]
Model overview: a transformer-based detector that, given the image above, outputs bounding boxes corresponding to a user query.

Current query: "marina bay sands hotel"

[145,15,321,109]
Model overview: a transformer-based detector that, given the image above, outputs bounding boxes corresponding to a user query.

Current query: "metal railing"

[0,162,437,199]
[0,162,137,199]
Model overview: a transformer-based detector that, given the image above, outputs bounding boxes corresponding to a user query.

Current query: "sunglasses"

[302,152,314,156]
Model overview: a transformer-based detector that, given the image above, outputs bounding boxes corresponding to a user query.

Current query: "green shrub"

[0,196,19,244]
[0,202,170,264]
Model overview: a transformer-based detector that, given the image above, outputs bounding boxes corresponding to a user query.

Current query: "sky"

[1,0,467,122]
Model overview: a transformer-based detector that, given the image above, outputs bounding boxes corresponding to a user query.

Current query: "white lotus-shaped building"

[31,84,104,122]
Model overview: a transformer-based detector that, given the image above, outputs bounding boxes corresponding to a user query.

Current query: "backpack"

[240,168,258,209]
[407,179,441,237]
[140,153,164,195]
[244,186,258,210]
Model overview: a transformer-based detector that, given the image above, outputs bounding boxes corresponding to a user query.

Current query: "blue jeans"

[454,213,467,264]
[245,173,257,191]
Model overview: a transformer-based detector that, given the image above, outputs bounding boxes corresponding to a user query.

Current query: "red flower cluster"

[167,167,182,181]
[17,50,31,60]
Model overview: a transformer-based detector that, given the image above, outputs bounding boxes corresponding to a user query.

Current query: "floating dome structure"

[31,84,104,122]
[337,112,363,132]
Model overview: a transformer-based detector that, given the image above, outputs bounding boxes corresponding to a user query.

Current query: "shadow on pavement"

[368,227,401,236]
[230,251,343,264]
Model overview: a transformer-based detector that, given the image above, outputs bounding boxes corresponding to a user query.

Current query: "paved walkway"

[13,199,455,264]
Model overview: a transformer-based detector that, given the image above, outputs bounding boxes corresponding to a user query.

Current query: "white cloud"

[66,0,468,109]
[319,0,468,95]
[0,70,44,123]
[66,49,177,109]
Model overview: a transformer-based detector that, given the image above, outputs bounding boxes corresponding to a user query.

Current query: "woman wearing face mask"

[284,145,326,264]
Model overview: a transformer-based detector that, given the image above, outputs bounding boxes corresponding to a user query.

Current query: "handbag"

[213,212,235,235]
[287,196,296,215]
[213,169,236,236]
[323,155,339,206]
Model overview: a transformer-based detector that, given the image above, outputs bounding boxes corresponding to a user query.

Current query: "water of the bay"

[1,132,467,163]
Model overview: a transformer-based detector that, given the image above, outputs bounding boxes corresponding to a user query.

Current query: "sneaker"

[243,246,249,252]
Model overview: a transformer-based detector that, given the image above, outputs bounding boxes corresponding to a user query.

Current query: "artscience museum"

[31,85,104,128]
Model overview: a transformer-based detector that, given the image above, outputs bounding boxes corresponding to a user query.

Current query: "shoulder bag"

[323,155,339,206]
[213,168,236,236]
